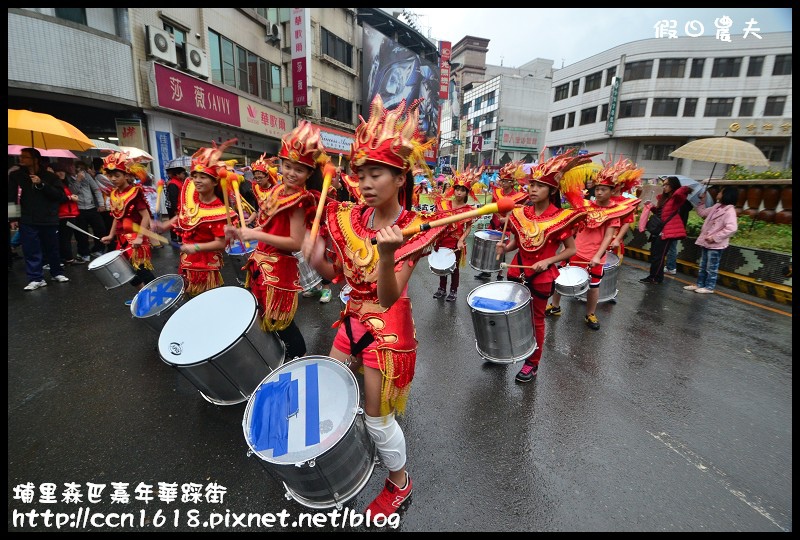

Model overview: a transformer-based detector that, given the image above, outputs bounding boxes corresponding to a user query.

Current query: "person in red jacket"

[639,176,692,284]
[53,163,81,266]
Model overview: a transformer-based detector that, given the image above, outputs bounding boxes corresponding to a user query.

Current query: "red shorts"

[332,316,379,368]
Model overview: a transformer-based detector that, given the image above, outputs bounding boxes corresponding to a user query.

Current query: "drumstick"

[370,197,516,245]
[219,177,234,228]
[155,179,164,221]
[231,177,247,229]
[309,161,337,245]
[496,217,510,261]
[66,220,100,240]
[132,222,170,244]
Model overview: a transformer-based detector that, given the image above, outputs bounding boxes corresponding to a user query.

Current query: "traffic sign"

[452,139,462,145]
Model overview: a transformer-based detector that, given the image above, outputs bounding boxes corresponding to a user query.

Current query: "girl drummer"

[431,166,480,302]
[495,148,598,383]
[99,151,156,305]
[301,94,453,520]
[153,139,239,297]
[225,122,325,362]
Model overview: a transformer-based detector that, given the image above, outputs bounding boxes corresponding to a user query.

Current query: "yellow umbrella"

[8,109,94,151]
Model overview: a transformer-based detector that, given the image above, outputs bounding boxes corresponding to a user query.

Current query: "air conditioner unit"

[146,25,177,65]
[264,20,280,43]
[184,43,209,79]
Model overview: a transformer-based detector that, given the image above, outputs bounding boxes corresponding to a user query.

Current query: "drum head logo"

[169,341,183,355]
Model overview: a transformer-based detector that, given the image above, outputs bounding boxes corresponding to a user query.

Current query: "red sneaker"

[365,474,412,518]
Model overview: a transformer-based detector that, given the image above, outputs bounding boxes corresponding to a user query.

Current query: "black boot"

[433,288,446,299]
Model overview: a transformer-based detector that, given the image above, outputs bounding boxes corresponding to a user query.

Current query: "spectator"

[638,176,692,284]
[164,163,188,243]
[684,187,739,294]
[52,163,81,265]
[69,161,108,261]
[92,157,115,251]
[664,197,693,275]
[7,148,70,290]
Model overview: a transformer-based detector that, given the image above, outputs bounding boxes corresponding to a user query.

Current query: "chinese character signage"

[498,127,539,151]
[239,98,292,139]
[116,119,145,149]
[291,8,311,108]
[153,63,240,126]
[438,41,451,100]
[606,76,621,136]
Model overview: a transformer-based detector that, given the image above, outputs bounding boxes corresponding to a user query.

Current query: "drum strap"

[512,252,553,299]
[343,317,375,357]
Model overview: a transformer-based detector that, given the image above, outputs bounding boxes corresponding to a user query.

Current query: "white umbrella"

[119,146,154,162]
[89,139,121,151]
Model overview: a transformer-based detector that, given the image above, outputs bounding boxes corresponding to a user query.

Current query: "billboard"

[361,23,440,145]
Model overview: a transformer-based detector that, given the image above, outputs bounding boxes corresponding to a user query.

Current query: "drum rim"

[467,281,531,313]
[87,249,124,269]
[131,274,185,318]
[242,355,360,464]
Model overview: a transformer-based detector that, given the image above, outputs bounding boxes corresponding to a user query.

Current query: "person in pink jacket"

[639,176,692,284]
[684,186,739,294]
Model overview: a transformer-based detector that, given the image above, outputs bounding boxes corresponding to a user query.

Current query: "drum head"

[340,284,352,304]
[158,286,257,366]
[226,241,256,256]
[243,356,359,464]
[429,248,456,268]
[467,281,530,312]
[475,229,503,241]
[87,250,121,270]
[557,266,589,285]
[604,252,620,269]
[131,274,184,318]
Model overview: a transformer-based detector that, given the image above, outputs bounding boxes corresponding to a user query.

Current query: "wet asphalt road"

[7,238,792,532]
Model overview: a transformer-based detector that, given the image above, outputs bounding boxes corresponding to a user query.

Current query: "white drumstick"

[66,220,100,240]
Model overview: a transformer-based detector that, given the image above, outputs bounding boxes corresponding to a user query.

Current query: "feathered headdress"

[250,153,280,185]
[349,94,432,175]
[445,165,483,201]
[529,147,602,209]
[278,121,328,169]
[191,138,238,180]
[101,151,148,182]
[499,160,524,180]
[596,156,644,192]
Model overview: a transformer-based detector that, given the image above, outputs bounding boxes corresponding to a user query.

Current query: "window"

[683,98,698,117]
[642,144,677,161]
[461,102,470,116]
[703,98,735,117]
[764,96,786,116]
[320,90,353,124]
[486,91,496,106]
[54,8,86,25]
[623,60,653,81]
[605,67,616,86]
[757,145,782,162]
[571,80,580,97]
[554,83,569,101]
[600,104,609,122]
[580,107,597,125]
[483,112,494,124]
[747,56,764,77]
[321,27,353,68]
[739,97,756,117]
[618,99,647,118]
[551,115,565,131]
[567,111,576,128]
[209,30,281,101]
[711,57,742,77]
[474,96,482,110]
[772,55,792,76]
[657,58,686,78]
[689,58,705,78]
[584,72,602,92]
[651,98,680,117]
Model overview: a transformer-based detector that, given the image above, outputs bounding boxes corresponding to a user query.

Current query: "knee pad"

[364,413,406,471]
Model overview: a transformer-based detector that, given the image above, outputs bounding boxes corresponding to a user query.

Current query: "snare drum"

[130,274,186,333]
[87,250,135,289]
[578,252,620,303]
[469,229,503,273]
[293,251,322,292]
[158,286,285,405]
[242,355,376,510]
[428,247,457,276]
[467,281,537,364]
[555,266,590,297]
[225,241,256,286]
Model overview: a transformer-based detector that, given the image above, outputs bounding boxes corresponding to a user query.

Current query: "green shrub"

[687,211,791,253]
[723,165,792,180]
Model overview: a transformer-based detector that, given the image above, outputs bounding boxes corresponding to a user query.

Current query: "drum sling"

[344,317,375,357]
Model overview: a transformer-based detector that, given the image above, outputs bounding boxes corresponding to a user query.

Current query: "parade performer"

[476,160,527,280]
[154,139,239,297]
[496,148,599,382]
[431,166,482,301]
[99,151,156,304]
[246,153,280,226]
[226,121,327,362]
[546,157,641,330]
[609,161,643,261]
[302,94,464,519]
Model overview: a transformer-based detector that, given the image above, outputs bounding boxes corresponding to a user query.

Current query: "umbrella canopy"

[669,137,770,167]
[8,109,94,151]
[669,175,714,207]
[119,146,154,162]
[8,144,77,159]
[165,155,192,170]
[89,139,122,151]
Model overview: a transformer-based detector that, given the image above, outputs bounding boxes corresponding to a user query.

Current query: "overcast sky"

[407,8,792,68]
